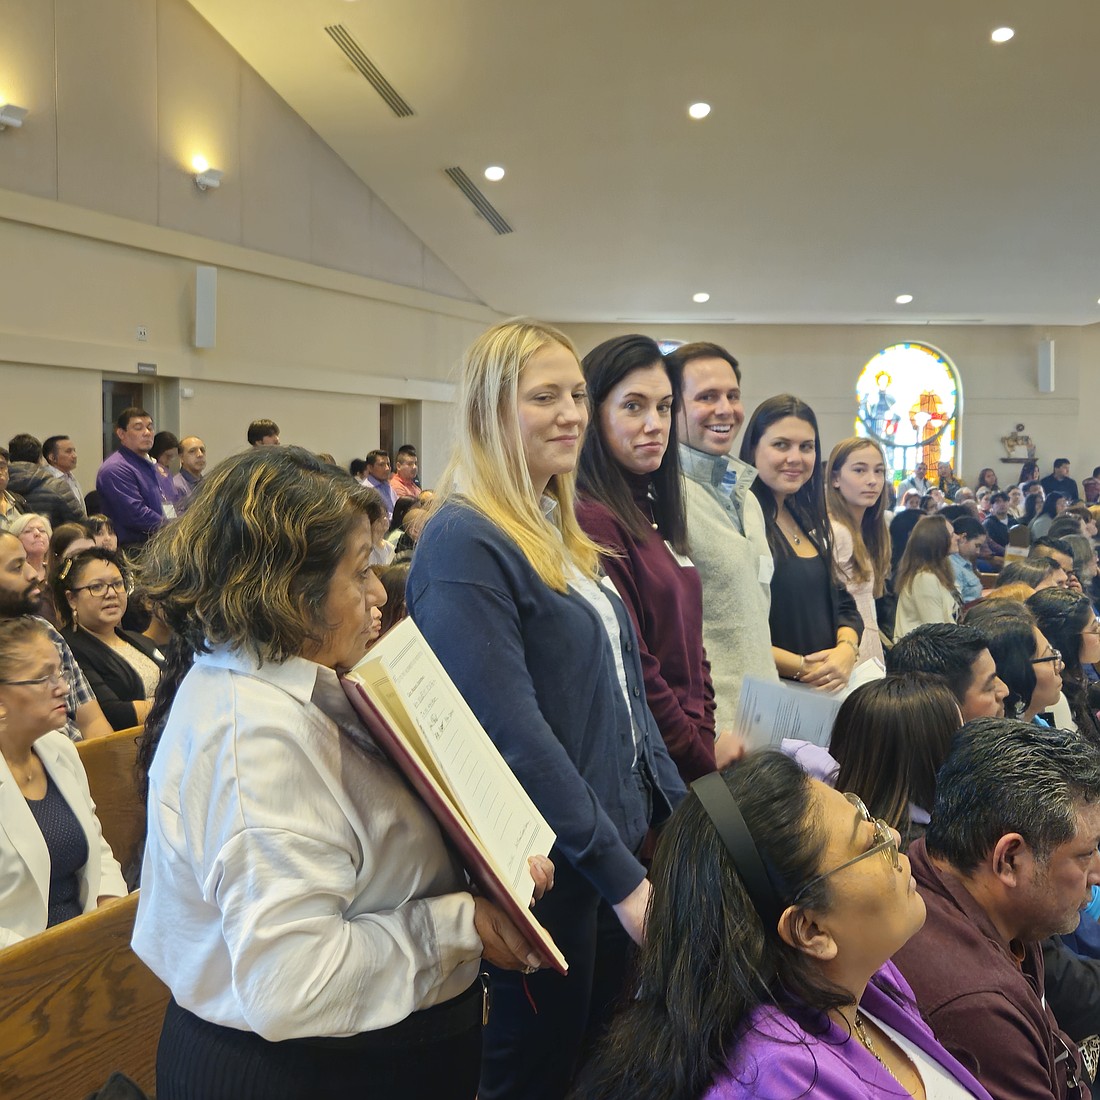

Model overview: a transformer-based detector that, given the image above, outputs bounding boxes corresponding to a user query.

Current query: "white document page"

[351,619,556,901]
[734,659,885,751]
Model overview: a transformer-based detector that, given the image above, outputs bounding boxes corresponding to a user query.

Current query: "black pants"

[156,981,483,1100]
[478,860,633,1100]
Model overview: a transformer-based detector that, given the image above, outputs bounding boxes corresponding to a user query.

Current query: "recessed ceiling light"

[895,294,914,304]
[991,27,1015,43]
[693,292,710,303]
[483,165,505,182]
[688,103,711,120]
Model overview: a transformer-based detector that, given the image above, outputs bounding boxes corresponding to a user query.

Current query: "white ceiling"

[189,0,1100,325]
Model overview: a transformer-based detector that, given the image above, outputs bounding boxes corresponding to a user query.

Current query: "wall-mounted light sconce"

[191,155,223,191]
[0,103,28,131]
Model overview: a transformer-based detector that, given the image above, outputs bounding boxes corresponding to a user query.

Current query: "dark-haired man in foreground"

[895,719,1100,1099]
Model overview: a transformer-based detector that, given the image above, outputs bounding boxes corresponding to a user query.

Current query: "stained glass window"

[855,343,960,485]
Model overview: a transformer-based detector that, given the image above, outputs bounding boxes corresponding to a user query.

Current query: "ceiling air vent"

[445,167,514,235]
[325,25,414,118]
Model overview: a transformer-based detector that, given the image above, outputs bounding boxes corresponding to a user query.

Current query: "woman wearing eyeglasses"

[52,549,163,731]
[963,600,1064,724]
[0,616,127,945]
[1027,587,1100,744]
[576,752,993,1099]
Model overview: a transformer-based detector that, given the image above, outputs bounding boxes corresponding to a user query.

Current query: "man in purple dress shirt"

[95,408,173,549]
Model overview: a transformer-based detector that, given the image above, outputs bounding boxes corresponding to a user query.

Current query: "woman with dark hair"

[739,395,862,690]
[132,446,550,1099]
[577,752,993,1099]
[1030,491,1066,540]
[385,496,418,543]
[825,438,891,662]
[576,334,721,781]
[976,468,999,493]
[1027,587,1100,743]
[1020,459,1040,485]
[963,600,1064,723]
[86,514,118,551]
[830,674,963,849]
[376,561,410,637]
[1020,482,1046,528]
[894,516,960,636]
[52,548,162,731]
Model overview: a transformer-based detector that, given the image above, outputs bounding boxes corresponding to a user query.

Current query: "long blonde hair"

[435,319,601,591]
[825,438,892,598]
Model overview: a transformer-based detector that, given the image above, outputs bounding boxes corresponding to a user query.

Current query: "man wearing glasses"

[894,719,1100,1100]
[0,532,112,741]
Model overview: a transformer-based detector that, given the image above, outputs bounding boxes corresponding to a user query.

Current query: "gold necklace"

[776,509,802,545]
[853,1011,906,1090]
[4,755,35,785]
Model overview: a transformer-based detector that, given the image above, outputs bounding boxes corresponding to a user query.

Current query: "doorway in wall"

[101,379,153,459]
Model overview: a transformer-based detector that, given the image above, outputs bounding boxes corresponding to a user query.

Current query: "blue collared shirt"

[950,553,983,603]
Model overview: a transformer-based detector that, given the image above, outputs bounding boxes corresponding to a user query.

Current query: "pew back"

[0,891,168,1098]
[77,725,145,878]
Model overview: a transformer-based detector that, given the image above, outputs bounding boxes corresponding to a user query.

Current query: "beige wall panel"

[56,0,158,221]
[0,219,187,353]
[157,0,241,243]
[0,0,57,199]
[238,66,312,263]
[364,193,426,290]
[419,399,458,489]
[0,362,103,475]
[422,250,479,304]
[308,137,375,277]
[559,322,1097,479]
[180,379,380,470]
[211,267,482,388]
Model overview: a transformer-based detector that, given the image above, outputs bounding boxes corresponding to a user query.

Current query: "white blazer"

[0,730,127,947]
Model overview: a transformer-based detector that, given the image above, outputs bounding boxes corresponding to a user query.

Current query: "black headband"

[692,771,787,928]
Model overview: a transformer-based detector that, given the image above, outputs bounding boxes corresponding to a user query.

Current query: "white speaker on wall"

[194,265,217,349]
[1038,338,1055,393]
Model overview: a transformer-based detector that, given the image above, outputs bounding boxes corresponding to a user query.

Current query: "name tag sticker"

[664,541,695,569]
[162,502,177,519]
[758,555,775,585]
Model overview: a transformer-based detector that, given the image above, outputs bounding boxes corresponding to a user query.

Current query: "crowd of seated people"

[7,330,1100,1100]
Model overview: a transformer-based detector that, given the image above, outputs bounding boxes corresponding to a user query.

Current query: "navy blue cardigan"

[408,502,685,905]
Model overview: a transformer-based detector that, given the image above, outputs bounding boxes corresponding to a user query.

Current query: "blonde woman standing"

[407,320,684,1100]
[826,438,891,662]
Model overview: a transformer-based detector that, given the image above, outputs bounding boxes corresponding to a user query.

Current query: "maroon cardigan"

[576,491,716,782]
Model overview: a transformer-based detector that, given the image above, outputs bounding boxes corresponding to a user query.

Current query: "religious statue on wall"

[1000,423,1036,461]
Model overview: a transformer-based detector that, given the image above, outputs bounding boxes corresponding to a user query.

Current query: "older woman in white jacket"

[0,616,126,947]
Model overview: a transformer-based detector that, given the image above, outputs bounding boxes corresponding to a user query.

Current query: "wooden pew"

[77,725,145,879]
[0,891,168,1098]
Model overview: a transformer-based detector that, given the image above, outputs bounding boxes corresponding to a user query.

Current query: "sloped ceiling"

[189,0,1100,325]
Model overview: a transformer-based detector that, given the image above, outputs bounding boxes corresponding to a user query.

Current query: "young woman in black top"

[739,395,862,690]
